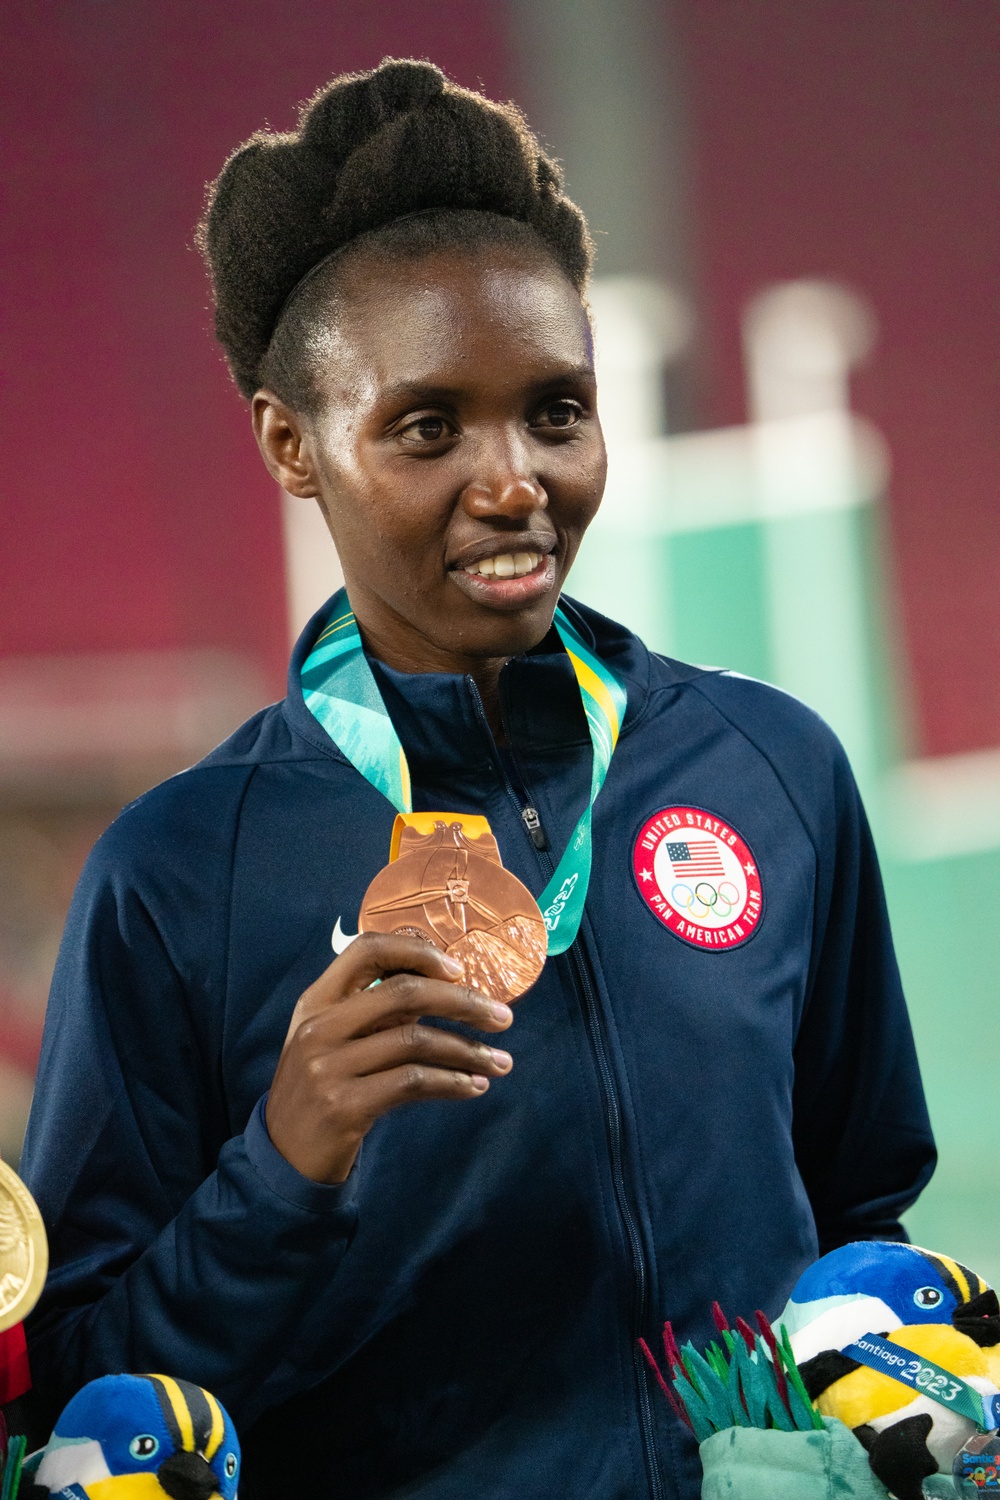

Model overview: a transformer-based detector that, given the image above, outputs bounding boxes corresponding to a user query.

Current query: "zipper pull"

[522,805,548,851]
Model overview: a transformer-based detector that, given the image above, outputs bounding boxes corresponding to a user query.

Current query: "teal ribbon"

[301,589,627,956]
[844,1333,1000,1431]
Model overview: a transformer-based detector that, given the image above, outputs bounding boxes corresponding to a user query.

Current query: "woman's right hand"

[265,933,514,1184]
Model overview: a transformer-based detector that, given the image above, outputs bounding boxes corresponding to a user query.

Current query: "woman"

[22,60,934,1500]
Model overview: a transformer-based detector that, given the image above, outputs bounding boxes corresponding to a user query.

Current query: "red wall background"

[0,1,511,699]
[677,0,1000,756]
[2,1,996,753]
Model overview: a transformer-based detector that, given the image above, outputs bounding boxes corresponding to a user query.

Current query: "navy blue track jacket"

[21,598,935,1500]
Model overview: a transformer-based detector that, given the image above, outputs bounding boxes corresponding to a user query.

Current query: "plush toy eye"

[914,1285,943,1308]
[224,1452,238,1479]
[129,1434,159,1460]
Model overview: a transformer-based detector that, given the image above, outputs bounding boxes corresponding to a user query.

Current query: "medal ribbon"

[301,588,627,956]
[843,1333,1000,1431]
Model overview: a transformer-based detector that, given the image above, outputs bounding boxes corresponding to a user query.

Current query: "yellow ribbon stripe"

[399,747,412,813]
[314,606,356,646]
[566,650,621,749]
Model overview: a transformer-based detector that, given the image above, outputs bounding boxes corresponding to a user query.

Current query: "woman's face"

[255,244,606,673]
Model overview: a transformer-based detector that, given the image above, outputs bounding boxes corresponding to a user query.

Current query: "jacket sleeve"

[791,750,936,1253]
[20,820,358,1432]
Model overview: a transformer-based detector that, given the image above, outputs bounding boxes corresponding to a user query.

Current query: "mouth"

[448,540,558,609]
[461,549,545,579]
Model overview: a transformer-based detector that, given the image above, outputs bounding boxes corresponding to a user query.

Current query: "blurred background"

[2,2,997,1275]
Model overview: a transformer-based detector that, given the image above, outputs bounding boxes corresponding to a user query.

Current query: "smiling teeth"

[464,551,541,578]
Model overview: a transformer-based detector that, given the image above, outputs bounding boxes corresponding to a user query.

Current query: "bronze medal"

[0,1158,48,1334]
[359,814,547,1002]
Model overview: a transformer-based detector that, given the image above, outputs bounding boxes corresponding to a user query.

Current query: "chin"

[437,612,554,666]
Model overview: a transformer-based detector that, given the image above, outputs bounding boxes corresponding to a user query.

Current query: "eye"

[398,414,450,443]
[914,1285,943,1308]
[224,1452,238,1479]
[129,1434,159,1460]
[533,399,583,430]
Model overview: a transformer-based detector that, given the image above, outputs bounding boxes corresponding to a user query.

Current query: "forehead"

[318,247,592,396]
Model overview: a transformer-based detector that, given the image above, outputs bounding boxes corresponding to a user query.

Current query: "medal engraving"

[0,1158,48,1333]
[359,818,546,1002]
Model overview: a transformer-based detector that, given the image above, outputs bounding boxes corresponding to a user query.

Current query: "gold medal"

[359,814,547,1003]
[0,1158,48,1333]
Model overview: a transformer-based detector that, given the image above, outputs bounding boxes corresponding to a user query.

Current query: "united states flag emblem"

[633,805,763,951]
[665,839,726,877]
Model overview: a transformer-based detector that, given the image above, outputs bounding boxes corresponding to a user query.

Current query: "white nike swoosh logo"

[331,916,359,955]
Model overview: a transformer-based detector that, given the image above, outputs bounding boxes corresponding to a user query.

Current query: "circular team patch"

[632,806,763,951]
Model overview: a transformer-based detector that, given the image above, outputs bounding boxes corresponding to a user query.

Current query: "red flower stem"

[638,1337,693,1431]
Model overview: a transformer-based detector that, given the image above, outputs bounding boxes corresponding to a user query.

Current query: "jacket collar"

[281,593,653,779]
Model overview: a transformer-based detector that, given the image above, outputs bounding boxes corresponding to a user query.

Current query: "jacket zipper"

[521,804,548,850]
[466,677,664,1500]
[465,678,552,862]
[570,940,665,1500]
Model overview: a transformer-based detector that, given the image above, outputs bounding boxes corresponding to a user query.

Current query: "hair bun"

[296,58,447,174]
[199,58,592,399]
[323,92,538,245]
[301,59,446,153]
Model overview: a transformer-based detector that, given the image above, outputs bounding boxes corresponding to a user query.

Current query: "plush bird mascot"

[22,1374,239,1500]
[781,1243,1000,1500]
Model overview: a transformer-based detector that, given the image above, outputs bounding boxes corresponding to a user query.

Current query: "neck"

[350,603,510,744]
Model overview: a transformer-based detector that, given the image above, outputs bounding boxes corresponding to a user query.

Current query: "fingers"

[334,932,463,993]
[291,977,511,1055]
[266,1050,495,1185]
[335,973,512,1039]
[345,1022,513,1082]
[268,937,516,1184]
[350,1062,498,1122]
[286,932,469,1041]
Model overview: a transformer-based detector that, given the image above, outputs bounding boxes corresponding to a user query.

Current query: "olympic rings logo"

[670,879,741,920]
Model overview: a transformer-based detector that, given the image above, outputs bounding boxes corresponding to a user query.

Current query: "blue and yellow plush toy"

[21,1374,240,1500]
[781,1243,1000,1500]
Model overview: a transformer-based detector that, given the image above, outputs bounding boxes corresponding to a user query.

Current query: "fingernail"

[442,954,463,975]
[490,1002,513,1023]
[470,1075,490,1092]
[477,1045,512,1069]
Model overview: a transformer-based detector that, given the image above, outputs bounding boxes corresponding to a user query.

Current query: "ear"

[252,390,319,498]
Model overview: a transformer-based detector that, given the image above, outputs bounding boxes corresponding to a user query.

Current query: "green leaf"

[1,1435,27,1500]
[778,1324,825,1432]
[671,1372,715,1442]
[683,1345,737,1432]
[731,1337,769,1428]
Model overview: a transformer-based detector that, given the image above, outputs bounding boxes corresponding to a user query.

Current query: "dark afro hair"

[197,58,594,408]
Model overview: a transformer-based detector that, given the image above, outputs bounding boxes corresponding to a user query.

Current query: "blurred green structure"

[574,277,1000,1282]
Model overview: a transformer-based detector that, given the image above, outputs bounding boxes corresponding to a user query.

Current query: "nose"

[459,432,547,522]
